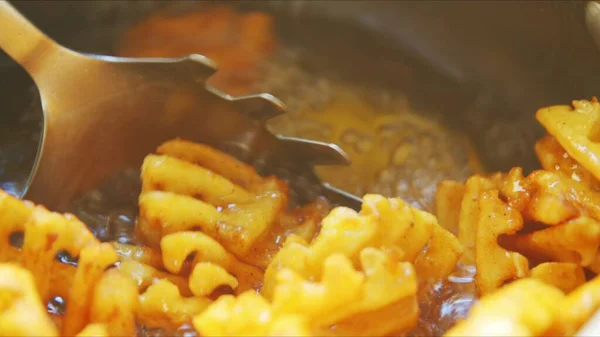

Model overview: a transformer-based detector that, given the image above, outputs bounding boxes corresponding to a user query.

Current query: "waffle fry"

[530,262,585,294]
[8,94,600,337]
[0,263,58,336]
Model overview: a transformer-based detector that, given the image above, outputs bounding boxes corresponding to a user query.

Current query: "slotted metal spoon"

[0,0,361,211]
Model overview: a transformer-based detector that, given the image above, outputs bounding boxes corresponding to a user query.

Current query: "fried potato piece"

[507,216,600,267]
[457,175,499,264]
[110,242,163,270]
[138,154,286,256]
[141,154,253,206]
[117,259,191,296]
[444,278,564,336]
[536,99,600,182]
[62,243,119,336]
[434,180,466,235]
[157,139,262,189]
[19,207,97,303]
[525,170,600,225]
[193,292,311,337]
[264,194,461,299]
[552,275,600,335]
[161,232,263,293]
[535,134,600,191]
[0,192,33,261]
[189,263,238,297]
[138,279,211,330]
[414,222,464,282]
[271,250,419,335]
[0,263,59,336]
[475,190,529,295]
[90,269,138,337]
[530,262,585,294]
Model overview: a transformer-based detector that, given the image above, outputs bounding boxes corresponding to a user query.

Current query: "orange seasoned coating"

[137,279,211,330]
[474,190,529,295]
[138,152,287,257]
[110,242,163,270]
[160,231,264,294]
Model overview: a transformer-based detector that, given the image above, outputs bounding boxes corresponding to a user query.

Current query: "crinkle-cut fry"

[21,207,97,303]
[189,262,238,296]
[263,195,458,298]
[0,263,59,336]
[323,296,418,337]
[110,242,163,270]
[552,275,600,335]
[414,222,464,282]
[157,139,262,189]
[458,175,499,264]
[141,154,253,205]
[117,259,191,296]
[444,278,564,337]
[161,232,263,293]
[138,279,211,330]
[193,292,311,337]
[62,243,119,336]
[245,198,329,270]
[508,216,600,266]
[536,99,600,182]
[475,190,529,295]
[90,268,138,337]
[434,180,466,235]
[498,167,530,212]
[272,249,418,335]
[138,186,284,256]
[530,262,585,294]
[0,191,33,261]
[526,170,600,225]
[535,134,600,191]
[75,324,108,337]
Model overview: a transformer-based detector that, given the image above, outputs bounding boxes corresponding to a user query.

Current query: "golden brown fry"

[117,259,191,296]
[0,192,33,261]
[552,275,600,335]
[457,175,499,264]
[161,231,263,294]
[536,99,600,182]
[535,134,600,191]
[141,154,254,205]
[138,279,211,330]
[110,242,164,270]
[189,262,238,296]
[90,269,138,337]
[444,279,564,336]
[475,190,529,295]
[271,250,419,334]
[20,207,97,303]
[62,243,119,336]
[157,139,262,189]
[138,183,285,256]
[193,292,311,337]
[414,222,464,282]
[530,262,585,294]
[434,180,466,235]
[508,216,600,266]
[0,263,59,337]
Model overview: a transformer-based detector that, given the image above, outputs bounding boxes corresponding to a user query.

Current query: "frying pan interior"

[1,0,599,197]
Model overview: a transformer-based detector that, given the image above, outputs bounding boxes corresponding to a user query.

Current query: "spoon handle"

[0,0,65,75]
